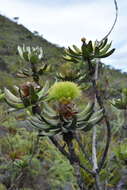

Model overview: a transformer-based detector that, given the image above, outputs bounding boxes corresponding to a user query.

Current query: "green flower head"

[48,81,81,101]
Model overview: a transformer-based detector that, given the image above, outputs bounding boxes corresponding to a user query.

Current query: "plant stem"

[50,132,94,189]
[51,136,86,189]
[31,62,39,85]
[74,132,92,165]
[50,136,71,160]
[66,138,87,190]
[92,60,98,172]
[92,124,98,171]
[50,136,93,175]
[92,59,102,190]
[94,174,102,190]
[87,58,111,172]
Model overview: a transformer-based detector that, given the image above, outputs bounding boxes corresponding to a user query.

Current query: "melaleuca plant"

[111,88,127,110]
[4,81,48,110]
[63,38,115,78]
[110,88,127,134]
[29,81,103,137]
[64,38,115,61]
[56,62,86,82]
[2,37,115,190]
[3,45,49,115]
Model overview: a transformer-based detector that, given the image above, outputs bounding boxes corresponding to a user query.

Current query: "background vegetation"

[0,14,127,190]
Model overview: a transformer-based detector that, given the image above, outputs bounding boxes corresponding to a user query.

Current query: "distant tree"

[33,31,39,36]
[13,17,19,23]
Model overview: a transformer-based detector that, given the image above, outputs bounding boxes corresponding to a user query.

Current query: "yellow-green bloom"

[48,81,81,101]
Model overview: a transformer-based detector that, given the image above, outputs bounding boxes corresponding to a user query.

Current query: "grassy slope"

[0,15,64,88]
[0,14,127,90]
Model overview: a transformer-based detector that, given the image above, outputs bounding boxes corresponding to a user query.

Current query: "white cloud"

[0,0,127,71]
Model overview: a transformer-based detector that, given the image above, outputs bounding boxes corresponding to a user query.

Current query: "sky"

[0,0,127,72]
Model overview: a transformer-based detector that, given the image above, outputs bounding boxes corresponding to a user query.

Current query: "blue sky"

[0,0,127,72]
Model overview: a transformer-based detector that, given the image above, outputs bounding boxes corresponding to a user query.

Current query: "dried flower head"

[20,82,40,97]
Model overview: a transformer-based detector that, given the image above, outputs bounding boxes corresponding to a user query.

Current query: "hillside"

[0,15,64,88]
[0,14,127,91]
